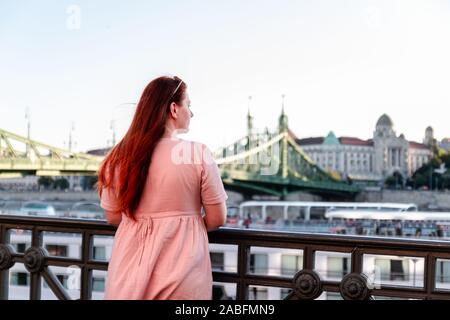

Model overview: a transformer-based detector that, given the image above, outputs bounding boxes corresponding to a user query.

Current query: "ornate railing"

[1,214,450,300]
[0,215,111,300]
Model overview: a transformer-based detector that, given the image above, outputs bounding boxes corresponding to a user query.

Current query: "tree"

[38,176,54,190]
[441,173,450,190]
[82,176,98,190]
[441,153,450,168]
[385,171,404,189]
[411,152,450,190]
[413,174,427,189]
[384,176,397,189]
[405,177,414,189]
[54,177,69,190]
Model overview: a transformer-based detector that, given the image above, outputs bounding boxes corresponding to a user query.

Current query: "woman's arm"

[105,210,122,226]
[202,202,227,232]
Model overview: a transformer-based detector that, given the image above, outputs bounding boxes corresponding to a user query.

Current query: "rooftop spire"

[247,96,254,140]
[278,94,288,133]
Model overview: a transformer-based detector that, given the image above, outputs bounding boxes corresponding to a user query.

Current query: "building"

[296,114,433,183]
[0,175,39,191]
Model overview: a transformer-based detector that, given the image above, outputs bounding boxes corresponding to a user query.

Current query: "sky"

[1,0,449,153]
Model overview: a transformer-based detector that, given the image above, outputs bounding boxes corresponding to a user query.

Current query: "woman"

[97,75,228,299]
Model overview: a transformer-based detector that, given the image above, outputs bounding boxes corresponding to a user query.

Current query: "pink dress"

[99,137,228,299]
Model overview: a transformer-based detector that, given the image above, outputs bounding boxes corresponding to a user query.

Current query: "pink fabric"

[100,138,228,299]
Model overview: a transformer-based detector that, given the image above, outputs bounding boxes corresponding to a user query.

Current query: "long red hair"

[97,76,186,219]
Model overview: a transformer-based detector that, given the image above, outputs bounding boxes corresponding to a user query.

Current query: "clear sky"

[1,0,449,153]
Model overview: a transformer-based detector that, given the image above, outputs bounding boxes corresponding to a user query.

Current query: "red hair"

[97,76,187,219]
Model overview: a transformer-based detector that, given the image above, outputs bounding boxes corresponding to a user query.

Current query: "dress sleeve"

[99,165,120,212]
[200,144,228,205]
[100,186,120,212]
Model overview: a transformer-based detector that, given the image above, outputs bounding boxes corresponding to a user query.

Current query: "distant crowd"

[230,213,448,238]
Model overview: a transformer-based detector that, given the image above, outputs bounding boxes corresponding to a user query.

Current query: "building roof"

[408,141,430,150]
[86,147,111,156]
[339,137,373,146]
[296,136,374,147]
[376,114,394,127]
[323,131,340,145]
[295,137,324,145]
[294,134,430,150]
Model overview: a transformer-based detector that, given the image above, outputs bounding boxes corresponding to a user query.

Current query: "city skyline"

[1,0,450,152]
[0,109,445,154]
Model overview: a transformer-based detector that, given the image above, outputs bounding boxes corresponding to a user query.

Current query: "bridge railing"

[0,158,102,172]
[1,214,450,300]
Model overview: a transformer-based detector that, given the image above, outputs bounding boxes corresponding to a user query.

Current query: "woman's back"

[101,137,228,300]
[135,137,219,216]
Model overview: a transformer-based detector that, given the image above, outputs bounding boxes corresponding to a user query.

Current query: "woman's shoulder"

[161,138,215,166]
[177,138,211,152]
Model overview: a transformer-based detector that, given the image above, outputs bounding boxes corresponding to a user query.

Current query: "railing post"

[339,247,372,300]
[351,247,363,273]
[236,243,250,300]
[424,254,436,299]
[29,227,43,300]
[80,231,93,300]
[288,247,323,300]
[303,246,315,270]
[0,226,10,300]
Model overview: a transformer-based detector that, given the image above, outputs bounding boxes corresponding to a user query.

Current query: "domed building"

[296,114,433,183]
[375,114,395,137]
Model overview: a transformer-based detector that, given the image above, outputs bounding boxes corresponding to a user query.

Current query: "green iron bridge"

[214,131,359,199]
[212,106,359,199]
[0,128,102,179]
[0,106,359,198]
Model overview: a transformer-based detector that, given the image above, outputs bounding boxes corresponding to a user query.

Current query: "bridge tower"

[212,94,359,199]
[247,96,254,150]
[278,94,289,199]
[278,94,288,134]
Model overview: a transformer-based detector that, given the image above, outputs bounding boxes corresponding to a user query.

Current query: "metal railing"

[0,215,111,300]
[1,214,450,300]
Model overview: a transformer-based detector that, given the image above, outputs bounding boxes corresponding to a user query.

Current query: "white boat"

[18,201,56,217]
